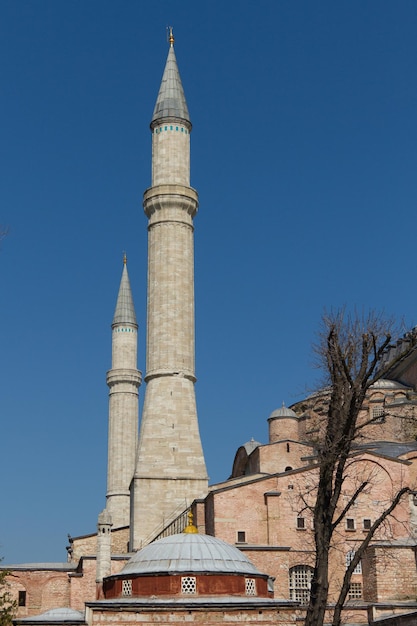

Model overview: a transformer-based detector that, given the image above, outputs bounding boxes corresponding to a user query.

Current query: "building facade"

[6,34,417,626]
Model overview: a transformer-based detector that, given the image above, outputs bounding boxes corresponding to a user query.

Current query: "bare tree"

[0,564,16,626]
[304,311,417,626]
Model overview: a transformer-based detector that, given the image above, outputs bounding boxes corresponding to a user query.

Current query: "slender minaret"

[105,256,142,528]
[130,30,208,549]
[96,508,112,589]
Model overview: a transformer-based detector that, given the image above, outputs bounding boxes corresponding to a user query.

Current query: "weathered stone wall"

[7,570,71,617]
[86,605,305,626]
[7,556,129,617]
[70,527,130,562]
[203,449,414,604]
[365,545,417,602]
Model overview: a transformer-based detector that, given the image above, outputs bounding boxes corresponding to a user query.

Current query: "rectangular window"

[363,518,371,530]
[296,516,306,530]
[289,566,313,605]
[245,578,256,596]
[346,518,355,531]
[372,406,385,423]
[346,550,362,574]
[237,531,246,543]
[18,591,26,607]
[122,580,132,596]
[348,582,362,599]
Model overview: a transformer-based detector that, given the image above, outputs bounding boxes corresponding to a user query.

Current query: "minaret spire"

[130,37,208,549]
[151,30,190,130]
[168,26,174,46]
[112,257,137,327]
[105,257,142,528]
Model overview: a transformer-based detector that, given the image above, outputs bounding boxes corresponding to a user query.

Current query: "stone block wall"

[364,545,417,602]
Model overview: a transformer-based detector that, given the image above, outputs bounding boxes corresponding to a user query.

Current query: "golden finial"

[183,510,198,534]
[123,252,127,265]
[168,26,175,47]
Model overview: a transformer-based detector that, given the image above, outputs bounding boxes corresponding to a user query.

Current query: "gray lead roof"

[152,44,190,126]
[16,608,85,622]
[120,533,261,576]
[112,263,137,327]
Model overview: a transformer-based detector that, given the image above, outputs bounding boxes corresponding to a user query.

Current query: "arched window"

[289,565,313,604]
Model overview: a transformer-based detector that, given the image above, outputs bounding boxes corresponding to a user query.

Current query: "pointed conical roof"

[112,260,137,327]
[151,41,190,126]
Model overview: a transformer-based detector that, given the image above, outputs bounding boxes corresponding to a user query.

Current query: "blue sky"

[1,1,417,564]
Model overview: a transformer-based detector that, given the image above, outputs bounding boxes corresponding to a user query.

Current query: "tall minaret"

[105,256,142,528]
[130,30,208,549]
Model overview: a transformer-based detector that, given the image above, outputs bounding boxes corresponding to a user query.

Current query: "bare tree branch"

[332,487,411,626]
[304,311,417,626]
[332,481,368,531]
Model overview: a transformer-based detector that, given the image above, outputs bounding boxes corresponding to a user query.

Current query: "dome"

[371,378,411,390]
[21,608,84,622]
[268,403,298,420]
[242,438,261,455]
[121,532,261,576]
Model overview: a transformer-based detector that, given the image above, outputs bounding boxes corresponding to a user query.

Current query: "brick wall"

[7,570,71,617]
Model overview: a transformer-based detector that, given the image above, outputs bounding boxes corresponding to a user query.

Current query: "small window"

[372,406,385,423]
[296,516,306,530]
[237,531,246,543]
[348,582,362,599]
[346,550,362,574]
[285,466,293,471]
[346,518,355,531]
[286,443,290,453]
[181,576,196,594]
[18,591,26,607]
[363,518,371,530]
[245,578,256,596]
[122,580,132,596]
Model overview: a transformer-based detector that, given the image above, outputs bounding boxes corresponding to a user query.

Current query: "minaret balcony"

[143,184,198,223]
[106,369,142,388]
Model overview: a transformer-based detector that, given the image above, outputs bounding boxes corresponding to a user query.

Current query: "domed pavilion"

[85,514,297,626]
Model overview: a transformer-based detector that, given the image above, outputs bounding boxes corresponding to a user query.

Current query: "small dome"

[371,379,411,390]
[121,533,260,576]
[242,438,261,455]
[268,403,298,420]
[21,608,84,622]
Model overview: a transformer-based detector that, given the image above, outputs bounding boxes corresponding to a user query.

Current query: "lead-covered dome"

[17,608,85,623]
[371,379,411,390]
[121,532,260,576]
[268,404,298,420]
